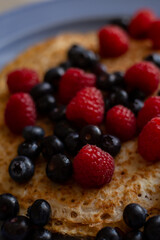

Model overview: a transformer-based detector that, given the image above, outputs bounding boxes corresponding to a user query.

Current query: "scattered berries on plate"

[100,134,121,157]
[44,66,65,91]
[22,126,45,142]
[73,144,115,188]
[0,194,19,221]
[18,141,41,160]
[149,20,160,49]
[79,125,102,146]
[30,82,53,101]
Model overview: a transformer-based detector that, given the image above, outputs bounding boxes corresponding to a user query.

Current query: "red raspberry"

[59,68,96,103]
[149,20,160,49]
[66,87,104,125]
[106,105,136,141]
[7,68,40,94]
[73,144,115,188]
[98,25,129,58]
[5,93,36,134]
[129,8,156,38]
[137,96,160,130]
[138,117,160,162]
[125,61,160,95]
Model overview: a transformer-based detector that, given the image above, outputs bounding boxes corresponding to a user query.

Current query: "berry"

[144,53,160,68]
[123,203,147,229]
[108,16,130,31]
[98,25,129,58]
[30,82,53,101]
[109,88,129,107]
[54,121,74,139]
[138,117,160,162]
[5,93,36,134]
[18,142,41,160]
[68,45,98,70]
[31,228,52,240]
[41,135,64,160]
[28,199,51,227]
[137,97,160,130]
[129,99,144,116]
[73,144,114,188]
[149,20,160,49]
[106,105,136,141]
[125,61,160,95]
[92,62,107,76]
[129,9,156,38]
[36,94,56,115]
[22,126,45,142]
[100,134,121,157]
[66,87,104,125]
[9,156,34,183]
[59,68,96,103]
[46,154,73,183]
[7,68,40,94]
[49,105,66,122]
[129,89,146,102]
[44,67,65,90]
[124,230,144,240]
[79,125,102,145]
[1,216,31,240]
[59,61,71,71]
[64,132,80,156]
[144,215,160,240]
[96,227,122,240]
[0,194,19,221]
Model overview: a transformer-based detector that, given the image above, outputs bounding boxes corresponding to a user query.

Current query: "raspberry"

[125,61,160,95]
[98,25,129,58]
[149,20,160,49]
[106,105,136,141]
[129,8,156,38]
[73,144,115,188]
[7,68,40,94]
[59,68,96,103]
[138,117,160,162]
[137,96,160,130]
[66,87,104,125]
[5,93,36,134]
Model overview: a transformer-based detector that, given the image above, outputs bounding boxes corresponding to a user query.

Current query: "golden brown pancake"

[0,32,160,237]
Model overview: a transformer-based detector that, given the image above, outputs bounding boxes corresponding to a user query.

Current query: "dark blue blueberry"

[49,105,66,122]
[30,82,53,101]
[96,72,111,90]
[54,121,75,139]
[129,99,144,116]
[108,16,130,31]
[64,132,80,156]
[44,67,65,90]
[18,142,41,160]
[1,216,31,240]
[92,62,107,76]
[124,230,144,240]
[31,228,52,240]
[59,61,72,71]
[28,199,51,227]
[41,135,64,160]
[123,203,147,229]
[101,134,121,157]
[46,154,73,183]
[22,126,45,142]
[9,156,34,183]
[144,215,160,240]
[113,71,125,87]
[0,194,19,221]
[36,94,56,115]
[96,226,122,240]
[109,88,129,107]
[80,125,102,145]
[144,53,160,68]
[129,89,146,101]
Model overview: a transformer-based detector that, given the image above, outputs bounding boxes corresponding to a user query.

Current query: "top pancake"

[0,32,160,238]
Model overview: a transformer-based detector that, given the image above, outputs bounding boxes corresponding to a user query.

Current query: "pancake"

[0,32,160,237]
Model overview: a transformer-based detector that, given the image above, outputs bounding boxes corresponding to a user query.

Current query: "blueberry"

[108,16,130,31]
[123,203,147,229]
[30,82,53,101]
[9,156,34,183]
[144,53,160,68]
[129,99,144,116]
[49,105,66,122]
[144,215,160,240]
[96,226,122,240]
[80,125,102,145]
[113,71,125,87]
[92,62,107,76]
[68,45,98,70]
[22,126,45,142]
[0,194,19,221]
[46,154,73,183]
[31,228,52,240]
[64,132,80,156]
[59,61,72,71]
[18,142,41,160]
[96,72,110,90]
[44,67,65,90]
[54,121,74,139]
[36,94,56,115]
[28,199,51,227]
[129,89,146,101]
[100,134,121,157]
[124,230,144,240]
[109,88,129,107]
[41,135,64,160]
[1,216,31,240]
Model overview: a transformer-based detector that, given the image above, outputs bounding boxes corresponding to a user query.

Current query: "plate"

[1,0,160,69]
